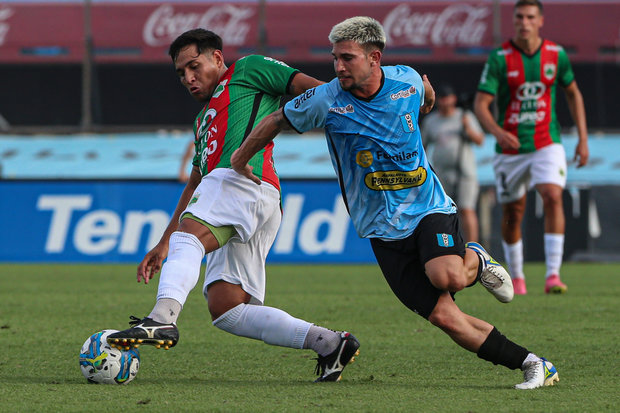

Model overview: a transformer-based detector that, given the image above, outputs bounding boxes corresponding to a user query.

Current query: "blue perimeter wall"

[1,133,619,263]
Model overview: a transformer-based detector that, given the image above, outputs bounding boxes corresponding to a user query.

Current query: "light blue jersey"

[284,65,456,240]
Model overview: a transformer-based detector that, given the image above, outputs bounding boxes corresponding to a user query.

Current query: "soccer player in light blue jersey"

[232,16,558,389]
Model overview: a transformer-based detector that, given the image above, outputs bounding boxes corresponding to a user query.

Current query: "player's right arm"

[137,165,202,284]
[474,91,520,151]
[231,108,290,185]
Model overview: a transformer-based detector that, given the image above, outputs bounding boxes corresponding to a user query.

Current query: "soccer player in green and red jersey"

[108,29,360,382]
[474,0,589,296]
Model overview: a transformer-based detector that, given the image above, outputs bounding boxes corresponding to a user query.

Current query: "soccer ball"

[79,330,140,384]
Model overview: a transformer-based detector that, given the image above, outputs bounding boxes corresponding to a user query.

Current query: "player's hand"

[496,129,520,151]
[231,148,261,185]
[420,74,435,114]
[574,140,589,168]
[137,243,168,284]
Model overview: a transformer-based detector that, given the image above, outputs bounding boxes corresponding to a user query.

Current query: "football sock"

[156,231,205,306]
[149,298,182,325]
[213,303,312,349]
[477,327,530,370]
[303,325,342,356]
[502,239,525,279]
[544,233,564,278]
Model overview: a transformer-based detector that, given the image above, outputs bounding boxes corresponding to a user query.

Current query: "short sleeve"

[283,82,335,133]
[237,55,298,96]
[477,52,501,95]
[557,48,575,88]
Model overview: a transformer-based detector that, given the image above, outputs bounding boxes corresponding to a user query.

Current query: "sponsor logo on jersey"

[543,63,556,80]
[356,150,373,167]
[212,79,228,98]
[508,70,520,78]
[390,86,417,101]
[263,56,290,67]
[376,150,418,162]
[515,81,545,101]
[400,112,417,132]
[507,110,545,125]
[364,167,427,191]
[329,104,354,114]
[436,233,454,247]
[293,88,316,109]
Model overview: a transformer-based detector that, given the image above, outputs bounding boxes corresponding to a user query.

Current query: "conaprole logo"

[390,86,417,100]
[329,104,354,114]
[143,4,254,47]
[364,168,427,191]
[356,150,373,167]
[516,82,545,101]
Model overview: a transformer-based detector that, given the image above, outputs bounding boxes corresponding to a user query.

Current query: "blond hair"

[328,16,386,51]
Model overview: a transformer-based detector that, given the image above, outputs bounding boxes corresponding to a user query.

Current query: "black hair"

[514,0,543,14]
[168,29,223,62]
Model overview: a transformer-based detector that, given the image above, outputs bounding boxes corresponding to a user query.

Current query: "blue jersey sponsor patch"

[436,233,454,247]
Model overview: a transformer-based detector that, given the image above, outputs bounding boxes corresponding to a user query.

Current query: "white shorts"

[493,143,567,204]
[182,168,281,304]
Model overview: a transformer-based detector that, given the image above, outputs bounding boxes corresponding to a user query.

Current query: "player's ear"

[369,49,382,66]
[212,49,225,68]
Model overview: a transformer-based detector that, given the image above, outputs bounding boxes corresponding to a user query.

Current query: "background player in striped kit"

[108,29,360,382]
[474,0,589,295]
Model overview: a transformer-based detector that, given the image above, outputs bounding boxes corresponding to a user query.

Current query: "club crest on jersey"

[400,112,417,132]
[212,79,228,99]
[543,63,556,80]
[436,233,454,247]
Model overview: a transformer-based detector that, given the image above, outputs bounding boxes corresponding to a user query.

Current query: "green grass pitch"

[1,262,619,412]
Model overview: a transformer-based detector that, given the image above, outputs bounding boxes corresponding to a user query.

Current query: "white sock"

[303,325,342,356]
[544,233,564,278]
[156,231,205,306]
[148,298,182,324]
[213,303,312,349]
[502,239,525,280]
[522,353,542,368]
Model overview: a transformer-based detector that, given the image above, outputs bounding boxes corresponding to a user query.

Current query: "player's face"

[174,44,224,103]
[513,5,544,41]
[332,40,374,94]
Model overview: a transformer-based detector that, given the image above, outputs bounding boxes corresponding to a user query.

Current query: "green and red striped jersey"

[478,39,575,154]
[192,55,299,190]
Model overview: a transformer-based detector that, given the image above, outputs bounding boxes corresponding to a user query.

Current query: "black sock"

[477,327,529,370]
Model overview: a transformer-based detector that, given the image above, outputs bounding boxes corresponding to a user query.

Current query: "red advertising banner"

[0,2,618,64]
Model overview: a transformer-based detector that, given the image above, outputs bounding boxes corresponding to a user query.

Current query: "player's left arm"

[563,80,589,167]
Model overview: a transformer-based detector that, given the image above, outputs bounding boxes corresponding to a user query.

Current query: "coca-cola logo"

[383,3,490,47]
[0,6,13,47]
[143,4,254,47]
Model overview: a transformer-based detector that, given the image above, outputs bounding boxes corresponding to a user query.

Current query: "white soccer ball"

[79,329,140,384]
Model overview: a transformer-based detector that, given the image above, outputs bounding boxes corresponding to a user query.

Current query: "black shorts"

[370,213,465,319]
